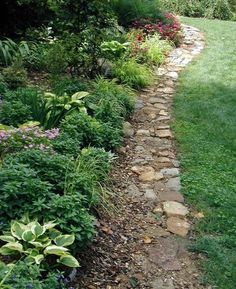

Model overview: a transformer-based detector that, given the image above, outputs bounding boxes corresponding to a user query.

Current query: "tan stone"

[163,201,189,218]
[136,129,150,136]
[139,167,164,182]
[167,217,190,237]
[159,110,168,116]
[153,103,167,110]
[157,157,171,163]
[156,130,172,138]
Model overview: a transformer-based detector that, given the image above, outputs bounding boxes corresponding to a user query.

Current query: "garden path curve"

[77,25,207,289]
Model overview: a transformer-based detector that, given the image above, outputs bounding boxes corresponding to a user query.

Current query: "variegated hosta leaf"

[58,254,80,268]
[10,222,27,240]
[54,234,75,247]
[22,230,35,242]
[0,235,15,243]
[71,91,89,101]
[44,245,69,256]
[31,222,46,238]
[1,242,23,253]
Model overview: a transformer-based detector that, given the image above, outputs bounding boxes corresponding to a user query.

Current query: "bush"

[51,77,88,95]
[112,58,154,89]
[132,13,183,46]
[53,112,122,155]
[160,0,234,20]
[45,42,68,75]
[0,75,8,95]
[111,0,165,26]
[0,100,32,126]
[0,261,67,289]
[0,162,53,227]
[2,62,27,89]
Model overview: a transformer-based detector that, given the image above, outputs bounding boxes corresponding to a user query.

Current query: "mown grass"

[173,17,236,289]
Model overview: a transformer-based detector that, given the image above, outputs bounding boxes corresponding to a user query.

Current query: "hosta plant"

[0,219,80,268]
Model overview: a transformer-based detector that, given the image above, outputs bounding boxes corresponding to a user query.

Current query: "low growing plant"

[2,62,27,89]
[0,219,80,268]
[112,58,154,89]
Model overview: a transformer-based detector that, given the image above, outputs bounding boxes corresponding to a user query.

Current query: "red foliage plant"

[132,13,183,46]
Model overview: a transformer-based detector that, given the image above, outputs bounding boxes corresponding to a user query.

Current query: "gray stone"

[160,168,179,177]
[127,184,142,197]
[148,238,182,271]
[166,177,181,191]
[163,201,189,218]
[135,99,144,110]
[153,103,167,110]
[136,129,150,136]
[152,278,174,289]
[167,217,190,237]
[144,189,157,200]
[123,122,134,137]
[149,97,167,104]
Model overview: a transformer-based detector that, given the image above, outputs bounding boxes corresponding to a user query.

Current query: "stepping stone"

[160,168,179,177]
[135,99,144,109]
[153,103,167,110]
[159,190,184,203]
[157,157,171,163]
[157,116,171,121]
[139,170,164,182]
[166,71,178,80]
[159,110,168,116]
[127,184,142,197]
[167,217,190,237]
[156,87,175,94]
[136,129,150,136]
[156,130,172,138]
[144,189,157,200]
[163,201,189,218]
[149,97,167,104]
[166,177,181,191]
[151,278,175,289]
[148,238,182,271]
[145,226,170,238]
[123,121,134,137]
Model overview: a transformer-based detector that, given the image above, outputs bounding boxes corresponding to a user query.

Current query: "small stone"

[153,103,167,110]
[159,190,184,203]
[151,278,174,289]
[153,205,163,214]
[149,97,166,104]
[131,166,141,174]
[163,201,189,218]
[156,130,172,138]
[166,177,181,191]
[159,110,168,116]
[160,168,179,177]
[135,99,144,109]
[167,217,190,237]
[172,160,180,167]
[123,122,134,137]
[156,87,175,94]
[127,184,142,197]
[157,125,170,130]
[157,116,171,121]
[166,71,178,80]
[139,167,164,182]
[136,129,150,136]
[144,189,157,200]
[157,157,171,163]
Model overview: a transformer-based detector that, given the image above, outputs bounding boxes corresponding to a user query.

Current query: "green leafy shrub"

[53,112,122,155]
[0,261,67,289]
[160,0,233,20]
[2,62,27,89]
[44,42,68,75]
[101,40,130,60]
[0,219,80,268]
[0,75,8,95]
[111,0,164,26]
[4,148,67,194]
[24,43,50,72]
[0,163,53,226]
[0,100,32,126]
[51,77,88,95]
[112,58,154,89]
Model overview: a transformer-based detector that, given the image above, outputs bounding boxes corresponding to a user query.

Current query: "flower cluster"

[132,13,183,46]
[0,127,60,159]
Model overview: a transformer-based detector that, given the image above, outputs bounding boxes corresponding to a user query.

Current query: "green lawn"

[173,17,236,288]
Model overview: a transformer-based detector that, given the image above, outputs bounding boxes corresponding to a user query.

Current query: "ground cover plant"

[173,17,236,289]
[0,0,179,286]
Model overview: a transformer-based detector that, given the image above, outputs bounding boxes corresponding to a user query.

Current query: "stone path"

[77,25,207,289]
[121,25,206,288]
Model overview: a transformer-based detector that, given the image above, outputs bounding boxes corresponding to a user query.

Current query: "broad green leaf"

[44,245,68,256]
[54,234,75,247]
[0,235,15,243]
[58,254,80,268]
[31,222,45,238]
[1,242,23,253]
[19,121,40,129]
[0,246,16,256]
[25,248,39,256]
[43,221,57,230]
[33,254,44,265]
[22,230,35,242]
[71,91,89,101]
[11,222,27,240]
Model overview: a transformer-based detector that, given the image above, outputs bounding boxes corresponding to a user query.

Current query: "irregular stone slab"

[136,129,150,136]
[166,71,178,80]
[139,168,164,182]
[144,189,157,200]
[163,201,189,218]
[156,129,172,138]
[135,99,144,110]
[157,157,171,163]
[149,97,167,104]
[127,184,142,197]
[153,103,167,110]
[156,87,175,94]
[159,190,184,203]
[166,177,181,191]
[157,116,171,121]
[123,121,134,137]
[159,110,168,116]
[167,217,190,237]
[157,125,170,130]
[160,168,179,177]
[148,238,182,271]
[145,226,170,238]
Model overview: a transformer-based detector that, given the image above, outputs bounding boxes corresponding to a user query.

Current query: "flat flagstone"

[159,190,184,203]
[166,177,181,191]
[160,168,179,177]
[163,201,189,218]
[136,129,150,136]
[167,217,190,237]
[156,129,172,138]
